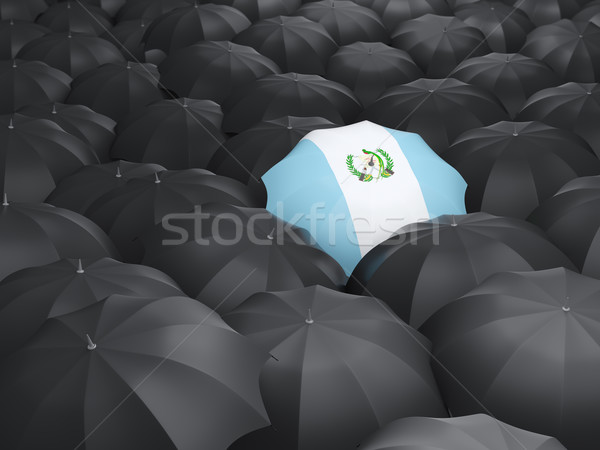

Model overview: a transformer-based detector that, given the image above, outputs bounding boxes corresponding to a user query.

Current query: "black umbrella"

[50,0,126,18]
[422,267,600,450]
[293,0,388,46]
[36,2,112,36]
[358,414,567,450]
[202,0,301,22]
[85,169,266,262]
[17,32,125,78]
[100,18,147,61]
[0,257,183,357]
[19,102,116,163]
[115,0,190,22]
[210,116,337,186]
[141,203,347,314]
[444,121,600,219]
[347,213,576,329]
[454,1,534,53]
[326,41,423,107]
[0,19,48,59]
[360,77,508,154]
[0,114,99,203]
[111,98,226,170]
[367,0,452,33]
[529,175,600,278]
[223,72,361,134]
[233,16,338,76]
[46,160,165,214]
[0,293,269,449]
[520,19,600,83]
[573,0,600,27]
[223,285,448,450]
[517,82,600,158]
[450,52,561,119]
[514,0,586,26]
[0,0,47,21]
[391,14,490,78]
[159,41,280,104]
[0,59,71,114]
[0,200,118,281]
[66,62,163,122]
[142,3,251,64]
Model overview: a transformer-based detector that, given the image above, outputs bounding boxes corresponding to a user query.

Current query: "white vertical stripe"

[303,121,430,256]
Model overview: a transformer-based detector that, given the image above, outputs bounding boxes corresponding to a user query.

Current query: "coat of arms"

[346,149,394,182]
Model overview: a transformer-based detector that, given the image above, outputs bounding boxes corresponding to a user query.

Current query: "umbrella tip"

[9,18,13,25]
[154,172,161,183]
[86,334,96,350]
[562,296,571,312]
[115,162,122,178]
[305,308,314,324]
[442,26,447,33]
[51,103,57,114]
[2,193,8,206]
[76,259,84,274]
[126,61,131,69]
[68,31,72,39]
[11,59,16,68]
[8,117,13,129]
[182,98,188,108]
[228,42,232,52]
[588,91,592,95]
[450,215,457,227]
[266,227,275,240]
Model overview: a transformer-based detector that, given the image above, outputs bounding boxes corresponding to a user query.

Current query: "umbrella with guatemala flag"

[262,120,467,274]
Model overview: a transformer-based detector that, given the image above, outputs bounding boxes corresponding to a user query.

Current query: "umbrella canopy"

[211,115,337,186]
[0,114,99,203]
[391,14,490,78]
[0,200,118,281]
[366,0,452,33]
[46,160,165,214]
[454,1,534,53]
[293,0,388,46]
[36,2,112,36]
[85,169,266,262]
[202,0,301,22]
[159,41,281,104]
[358,414,567,450]
[520,19,600,83]
[450,52,561,119]
[111,98,226,170]
[142,3,251,64]
[115,0,190,22]
[529,175,600,278]
[0,0,47,21]
[17,32,125,78]
[66,62,163,122]
[223,285,448,450]
[0,294,269,449]
[263,120,467,275]
[347,213,577,329]
[57,0,126,18]
[514,0,586,26]
[326,41,423,108]
[361,77,509,154]
[141,203,347,314]
[101,19,147,61]
[421,267,600,450]
[223,72,361,133]
[19,102,116,163]
[0,59,71,114]
[0,19,48,59]
[233,16,337,76]
[517,82,600,158]
[0,257,183,357]
[444,121,600,219]
[573,0,600,27]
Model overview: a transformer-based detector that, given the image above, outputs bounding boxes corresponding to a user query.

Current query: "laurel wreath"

[346,149,394,181]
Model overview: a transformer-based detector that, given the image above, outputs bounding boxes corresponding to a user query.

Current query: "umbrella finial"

[68,31,72,39]
[194,0,199,7]
[368,47,372,55]
[2,193,8,206]
[443,26,447,33]
[115,162,122,178]
[266,228,275,240]
[286,116,292,130]
[450,215,457,227]
[305,308,314,324]
[506,55,510,63]
[86,334,97,350]
[182,97,188,108]
[126,61,131,69]
[8,117,13,129]
[76,259,84,274]
[9,18,13,25]
[11,59,16,68]
[154,172,161,184]
[512,123,518,137]
[228,42,232,52]
[51,103,57,114]
[140,18,145,28]
[562,296,571,312]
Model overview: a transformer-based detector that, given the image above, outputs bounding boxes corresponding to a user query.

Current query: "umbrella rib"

[73,267,258,449]
[70,0,261,185]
